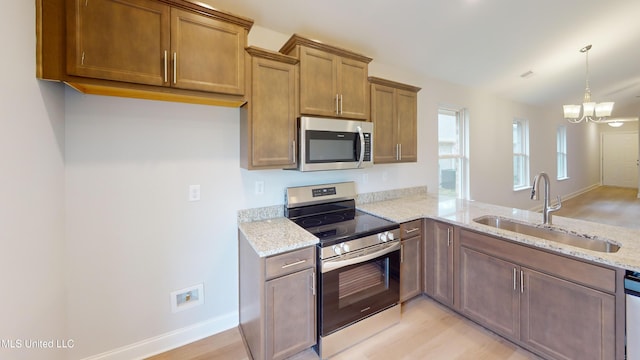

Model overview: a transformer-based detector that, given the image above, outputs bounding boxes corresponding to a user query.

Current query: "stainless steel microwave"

[298,116,373,172]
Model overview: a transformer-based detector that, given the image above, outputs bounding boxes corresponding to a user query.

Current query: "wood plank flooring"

[148,185,637,360]
[147,296,541,360]
[554,186,640,229]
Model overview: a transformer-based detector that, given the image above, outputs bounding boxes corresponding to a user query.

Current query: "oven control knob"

[378,232,388,242]
[341,243,350,252]
[387,232,395,241]
[333,245,342,255]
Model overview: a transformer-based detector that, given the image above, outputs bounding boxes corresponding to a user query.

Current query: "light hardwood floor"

[147,296,541,360]
[554,186,640,229]
[149,185,637,360]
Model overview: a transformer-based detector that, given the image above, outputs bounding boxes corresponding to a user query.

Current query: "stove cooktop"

[290,208,398,247]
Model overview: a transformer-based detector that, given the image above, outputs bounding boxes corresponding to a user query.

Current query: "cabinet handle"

[311,271,316,296]
[400,243,404,263]
[292,140,296,164]
[340,94,343,114]
[395,144,399,161]
[281,259,306,269]
[81,52,85,66]
[163,51,168,83]
[173,52,177,84]
[404,228,420,234]
[513,268,517,290]
[335,94,339,115]
[520,270,524,293]
[399,143,402,161]
[447,227,452,247]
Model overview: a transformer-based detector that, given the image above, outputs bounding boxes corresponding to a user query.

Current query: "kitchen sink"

[473,215,620,253]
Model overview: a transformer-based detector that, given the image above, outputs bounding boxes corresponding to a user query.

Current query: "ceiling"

[203,0,640,117]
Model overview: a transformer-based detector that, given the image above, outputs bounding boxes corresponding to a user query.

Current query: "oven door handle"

[356,125,365,168]
[321,241,400,273]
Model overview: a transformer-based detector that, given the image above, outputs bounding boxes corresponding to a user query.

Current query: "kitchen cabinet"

[240,47,298,170]
[37,0,253,106]
[239,235,316,360]
[457,228,619,360]
[279,34,372,120]
[400,220,423,302]
[369,77,420,163]
[424,220,455,307]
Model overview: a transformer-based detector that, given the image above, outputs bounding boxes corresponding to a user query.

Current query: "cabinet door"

[67,0,170,85]
[337,58,369,120]
[400,235,422,302]
[459,246,520,339]
[247,56,297,169]
[431,222,454,306]
[371,84,397,163]
[299,47,337,116]
[520,268,616,360]
[171,8,245,94]
[265,268,316,360]
[396,89,418,162]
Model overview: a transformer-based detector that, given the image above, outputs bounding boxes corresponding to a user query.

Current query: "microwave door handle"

[356,126,365,168]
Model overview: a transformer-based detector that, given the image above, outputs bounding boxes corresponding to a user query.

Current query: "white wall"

[0,2,66,360]
[3,6,605,360]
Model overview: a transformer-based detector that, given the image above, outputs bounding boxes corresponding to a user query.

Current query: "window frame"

[557,125,568,180]
[437,107,469,199]
[513,118,530,191]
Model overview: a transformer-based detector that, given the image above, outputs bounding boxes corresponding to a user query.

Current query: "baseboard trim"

[528,183,600,212]
[80,311,238,360]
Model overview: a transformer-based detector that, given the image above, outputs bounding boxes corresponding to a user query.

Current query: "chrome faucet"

[530,172,562,225]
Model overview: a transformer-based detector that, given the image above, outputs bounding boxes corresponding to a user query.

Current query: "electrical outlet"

[255,181,264,195]
[171,284,204,313]
[189,185,200,201]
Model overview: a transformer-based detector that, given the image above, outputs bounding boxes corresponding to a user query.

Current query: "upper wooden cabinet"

[240,47,299,170]
[369,77,420,163]
[37,0,253,106]
[280,34,372,120]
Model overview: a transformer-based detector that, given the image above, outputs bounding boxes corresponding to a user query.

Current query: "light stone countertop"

[357,193,640,273]
[238,217,318,257]
[239,192,640,272]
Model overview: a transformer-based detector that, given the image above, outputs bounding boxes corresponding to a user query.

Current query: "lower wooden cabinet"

[400,220,423,302]
[265,268,316,360]
[458,228,620,360]
[239,233,316,360]
[425,220,455,307]
[520,268,616,360]
[459,246,520,338]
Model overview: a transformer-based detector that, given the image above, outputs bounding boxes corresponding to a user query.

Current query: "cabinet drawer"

[266,247,315,280]
[401,219,423,239]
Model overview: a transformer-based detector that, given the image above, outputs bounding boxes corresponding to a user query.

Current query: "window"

[557,126,568,180]
[438,108,468,199]
[513,118,530,190]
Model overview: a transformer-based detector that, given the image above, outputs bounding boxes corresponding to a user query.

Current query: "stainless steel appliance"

[285,182,400,359]
[297,116,373,172]
[626,271,640,360]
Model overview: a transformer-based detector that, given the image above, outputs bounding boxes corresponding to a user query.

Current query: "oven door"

[318,241,400,336]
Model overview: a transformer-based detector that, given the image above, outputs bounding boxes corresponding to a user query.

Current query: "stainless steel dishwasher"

[626,271,640,360]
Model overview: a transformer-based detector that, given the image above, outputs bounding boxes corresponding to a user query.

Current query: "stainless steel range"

[285,182,401,359]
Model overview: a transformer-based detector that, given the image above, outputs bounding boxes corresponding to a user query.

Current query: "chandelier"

[563,45,614,123]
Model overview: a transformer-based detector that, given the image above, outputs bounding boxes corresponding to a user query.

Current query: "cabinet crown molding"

[245,46,299,65]
[279,34,372,64]
[369,77,421,93]
[159,0,254,30]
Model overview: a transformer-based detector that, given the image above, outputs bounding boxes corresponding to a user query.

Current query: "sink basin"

[473,215,620,253]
